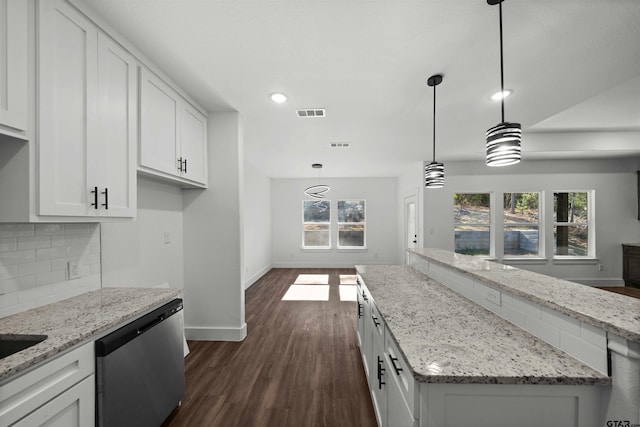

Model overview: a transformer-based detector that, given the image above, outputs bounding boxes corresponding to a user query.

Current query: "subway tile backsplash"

[0,223,101,318]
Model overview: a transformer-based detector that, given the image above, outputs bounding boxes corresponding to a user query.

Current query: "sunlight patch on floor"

[339,285,357,302]
[282,285,330,301]
[339,274,357,285]
[294,274,329,285]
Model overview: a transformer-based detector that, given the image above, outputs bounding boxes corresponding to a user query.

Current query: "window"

[303,200,330,248]
[454,193,491,256]
[337,200,366,248]
[553,191,592,257]
[503,192,540,257]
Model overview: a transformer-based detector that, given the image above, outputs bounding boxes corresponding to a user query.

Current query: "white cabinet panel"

[0,0,28,138]
[38,0,136,218]
[96,32,137,217]
[139,67,179,177]
[38,0,97,216]
[180,102,207,184]
[139,67,207,187]
[12,375,95,427]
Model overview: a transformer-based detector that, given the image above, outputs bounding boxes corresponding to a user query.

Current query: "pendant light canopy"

[486,0,521,167]
[425,74,445,188]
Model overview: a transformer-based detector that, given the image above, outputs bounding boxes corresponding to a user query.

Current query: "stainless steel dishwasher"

[95,298,185,427]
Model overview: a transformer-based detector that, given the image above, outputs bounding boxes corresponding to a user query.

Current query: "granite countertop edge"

[0,287,182,383]
[409,248,640,344]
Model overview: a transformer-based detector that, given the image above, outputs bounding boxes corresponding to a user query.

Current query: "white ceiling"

[80,0,640,178]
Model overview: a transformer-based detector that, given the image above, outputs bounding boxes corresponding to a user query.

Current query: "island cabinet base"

[419,383,604,427]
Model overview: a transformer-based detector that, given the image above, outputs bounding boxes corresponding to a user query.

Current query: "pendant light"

[304,163,330,207]
[425,74,444,188]
[486,0,521,167]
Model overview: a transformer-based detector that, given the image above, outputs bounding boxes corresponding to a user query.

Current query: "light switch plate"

[67,260,80,279]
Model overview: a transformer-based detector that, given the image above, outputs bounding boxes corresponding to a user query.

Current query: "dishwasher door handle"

[137,314,165,335]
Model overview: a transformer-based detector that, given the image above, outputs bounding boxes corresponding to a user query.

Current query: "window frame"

[552,190,595,260]
[302,199,331,249]
[501,191,544,260]
[337,199,367,249]
[453,192,494,258]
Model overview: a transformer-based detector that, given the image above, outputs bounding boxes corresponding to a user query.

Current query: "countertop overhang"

[0,287,181,382]
[409,248,640,344]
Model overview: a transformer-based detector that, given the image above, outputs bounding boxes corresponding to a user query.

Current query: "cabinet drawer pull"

[390,356,403,375]
[183,158,187,173]
[357,302,363,319]
[371,315,380,327]
[377,356,385,389]
[362,290,368,301]
[177,157,183,172]
[101,188,109,209]
[90,186,98,209]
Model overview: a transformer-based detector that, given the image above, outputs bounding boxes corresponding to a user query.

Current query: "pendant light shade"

[425,74,444,188]
[486,0,521,167]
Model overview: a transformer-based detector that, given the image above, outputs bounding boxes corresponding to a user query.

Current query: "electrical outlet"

[598,264,604,272]
[67,260,80,279]
[163,232,171,244]
[485,288,501,306]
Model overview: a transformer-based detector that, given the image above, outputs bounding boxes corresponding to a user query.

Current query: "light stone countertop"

[409,248,640,343]
[356,264,610,385]
[0,287,181,382]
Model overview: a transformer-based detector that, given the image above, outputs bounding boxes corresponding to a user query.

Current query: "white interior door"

[404,193,419,264]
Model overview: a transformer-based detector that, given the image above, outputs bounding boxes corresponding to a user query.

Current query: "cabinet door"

[179,101,207,185]
[0,0,27,136]
[38,0,98,216]
[387,371,417,427]
[371,334,387,427]
[95,33,137,217]
[139,67,180,177]
[12,375,95,427]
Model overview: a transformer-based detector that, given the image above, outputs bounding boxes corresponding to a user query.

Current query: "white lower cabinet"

[0,342,95,427]
[12,375,95,427]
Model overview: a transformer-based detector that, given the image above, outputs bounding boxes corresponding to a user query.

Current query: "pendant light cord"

[499,1,505,123]
[432,83,437,162]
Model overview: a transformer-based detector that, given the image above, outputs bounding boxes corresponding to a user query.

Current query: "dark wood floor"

[597,286,640,299]
[162,268,377,427]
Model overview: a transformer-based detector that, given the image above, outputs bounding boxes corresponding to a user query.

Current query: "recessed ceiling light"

[270,92,287,103]
[490,89,512,101]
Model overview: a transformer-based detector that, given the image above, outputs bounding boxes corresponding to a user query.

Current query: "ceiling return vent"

[296,109,326,118]
[330,143,350,148]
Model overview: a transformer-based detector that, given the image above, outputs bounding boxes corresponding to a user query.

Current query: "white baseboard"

[244,264,272,290]
[271,261,387,268]
[185,323,247,342]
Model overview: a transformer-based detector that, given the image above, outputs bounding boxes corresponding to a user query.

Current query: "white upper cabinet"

[139,67,208,187]
[38,0,136,218]
[0,0,28,139]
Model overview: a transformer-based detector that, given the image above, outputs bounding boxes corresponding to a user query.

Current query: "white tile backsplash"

[0,223,101,318]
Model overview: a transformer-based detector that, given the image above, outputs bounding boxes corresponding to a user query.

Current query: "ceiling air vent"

[296,109,326,118]
[330,143,350,148]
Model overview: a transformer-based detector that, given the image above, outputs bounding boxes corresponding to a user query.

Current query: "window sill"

[301,248,332,253]
[501,257,548,265]
[336,247,368,253]
[552,257,598,265]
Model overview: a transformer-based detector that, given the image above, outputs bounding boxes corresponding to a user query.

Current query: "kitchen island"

[356,250,640,427]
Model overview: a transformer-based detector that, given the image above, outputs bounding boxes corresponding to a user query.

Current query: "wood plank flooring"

[162,268,377,427]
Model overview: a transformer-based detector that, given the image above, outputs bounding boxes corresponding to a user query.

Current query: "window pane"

[338,200,365,222]
[503,193,539,224]
[303,200,330,222]
[454,194,490,224]
[454,225,490,256]
[304,224,330,247]
[554,225,588,256]
[504,226,539,256]
[553,192,588,224]
[339,224,364,247]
